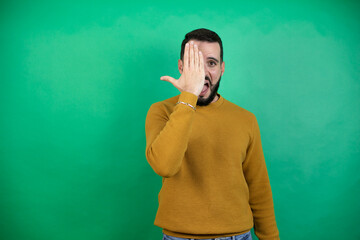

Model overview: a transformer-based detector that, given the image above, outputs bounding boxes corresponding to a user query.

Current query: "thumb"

[160,76,177,84]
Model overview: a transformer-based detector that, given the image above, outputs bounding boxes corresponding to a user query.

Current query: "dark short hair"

[180,28,223,63]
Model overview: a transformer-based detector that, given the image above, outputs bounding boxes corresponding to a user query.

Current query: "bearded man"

[145,28,280,240]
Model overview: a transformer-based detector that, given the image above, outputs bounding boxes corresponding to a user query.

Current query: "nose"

[203,63,210,80]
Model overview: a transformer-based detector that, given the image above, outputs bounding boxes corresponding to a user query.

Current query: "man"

[145,28,280,240]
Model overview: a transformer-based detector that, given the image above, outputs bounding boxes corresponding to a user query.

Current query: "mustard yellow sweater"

[145,91,279,240]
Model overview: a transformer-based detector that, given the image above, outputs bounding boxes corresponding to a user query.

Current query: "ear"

[178,59,183,74]
[220,61,225,76]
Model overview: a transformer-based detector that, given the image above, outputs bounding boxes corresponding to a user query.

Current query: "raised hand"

[160,41,205,96]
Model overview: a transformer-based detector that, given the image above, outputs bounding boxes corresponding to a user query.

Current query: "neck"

[211,94,219,103]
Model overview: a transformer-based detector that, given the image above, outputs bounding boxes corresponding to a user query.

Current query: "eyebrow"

[207,57,219,63]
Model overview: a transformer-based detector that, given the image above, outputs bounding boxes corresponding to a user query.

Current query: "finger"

[183,42,189,70]
[194,44,199,70]
[189,41,194,69]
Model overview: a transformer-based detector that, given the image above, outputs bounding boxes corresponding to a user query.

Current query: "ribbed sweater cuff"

[178,91,198,108]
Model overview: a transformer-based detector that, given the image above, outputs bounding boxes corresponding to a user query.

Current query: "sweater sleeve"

[242,114,280,240]
[145,91,198,178]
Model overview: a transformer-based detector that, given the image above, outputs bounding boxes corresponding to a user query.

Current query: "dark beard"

[197,76,221,106]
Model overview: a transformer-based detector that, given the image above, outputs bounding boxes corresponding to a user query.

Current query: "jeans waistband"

[162,230,252,240]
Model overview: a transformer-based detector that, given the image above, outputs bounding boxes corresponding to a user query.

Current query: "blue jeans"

[162,231,252,240]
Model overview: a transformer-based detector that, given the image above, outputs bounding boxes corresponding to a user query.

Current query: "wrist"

[182,89,199,96]
[178,91,198,107]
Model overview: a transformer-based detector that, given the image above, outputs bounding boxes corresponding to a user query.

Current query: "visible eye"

[208,61,217,67]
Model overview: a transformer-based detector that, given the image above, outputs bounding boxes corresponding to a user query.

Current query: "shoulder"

[150,94,179,109]
[147,94,180,116]
[218,96,258,136]
[222,97,256,120]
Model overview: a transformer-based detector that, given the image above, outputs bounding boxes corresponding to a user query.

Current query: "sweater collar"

[197,93,224,110]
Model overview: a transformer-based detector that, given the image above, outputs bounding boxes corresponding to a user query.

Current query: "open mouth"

[200,82,209,96]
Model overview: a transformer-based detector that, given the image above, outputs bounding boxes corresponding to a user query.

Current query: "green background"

[1,1,359,239]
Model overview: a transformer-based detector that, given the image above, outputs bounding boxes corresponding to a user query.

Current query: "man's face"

[178,40,225,106]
